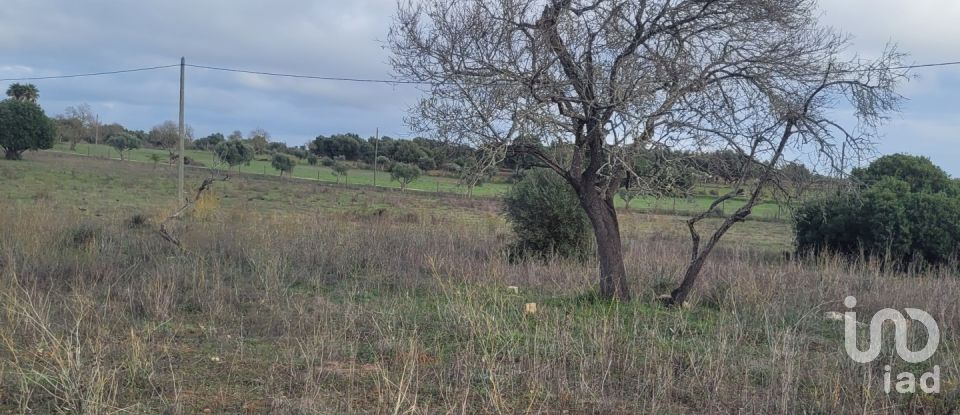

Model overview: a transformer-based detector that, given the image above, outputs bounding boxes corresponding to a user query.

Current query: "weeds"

[0,181,958,413]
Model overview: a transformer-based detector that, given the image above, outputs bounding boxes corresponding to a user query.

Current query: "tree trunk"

[582,195,631,301]
[4,149,22,160]
[669,254,711,306]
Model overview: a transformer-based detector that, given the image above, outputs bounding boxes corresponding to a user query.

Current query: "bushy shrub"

[417,156,437,171]
[66,223,101,250]
[851,153,953,194]
[502,168,591,261]
[307,154,318,166]
[441,162,462,173]
[320,157,335,167]
[392,140,426,163]
[795,155,960,267]
[0,99,55,160]
[214,141,254,172]
[126,213,150,229]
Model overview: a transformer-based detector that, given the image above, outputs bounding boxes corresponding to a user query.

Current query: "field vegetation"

[1,152,957,413]
[51,142,791,219]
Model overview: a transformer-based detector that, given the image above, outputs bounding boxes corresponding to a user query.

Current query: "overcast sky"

[1,1,958,174]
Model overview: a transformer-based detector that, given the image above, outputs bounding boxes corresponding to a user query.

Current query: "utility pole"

[373,128,379,187]
[178,57,186,206]
[95,114,99,145]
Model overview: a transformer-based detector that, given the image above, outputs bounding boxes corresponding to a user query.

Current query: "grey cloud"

[1,0,959,174]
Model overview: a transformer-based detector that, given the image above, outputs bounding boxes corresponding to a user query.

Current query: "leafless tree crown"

[390,0,906,197]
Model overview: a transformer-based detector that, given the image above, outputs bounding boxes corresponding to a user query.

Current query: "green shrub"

[441,162,462,173]
[214,141,254,172]
[0,99,55,160]
[852,153,953,194]
[320,157,335,167]
[307,154,319,166]
[795,155,960,267]
[502,168,591,261]
[417,156,436,171]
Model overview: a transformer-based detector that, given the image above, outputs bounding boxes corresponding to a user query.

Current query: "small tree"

[307,154,319,166]
[504,169,592,260]
[376,155,391,171]
[105,133,141,161]
[248,128,270,155]
[149,153,163,169]
[0,99,55,160]
[214,140,254,174]
[331,161,349,184]
[271,154,295,177]
[390,163,421,191]
[391,0,906,302]
[148,121,192,150]
[618,188,639,212]
[59,104,96,150]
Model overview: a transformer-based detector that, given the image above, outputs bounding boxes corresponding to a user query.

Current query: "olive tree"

[214,140,254,174]
[105,133,141,161]
[0,99,55,160]
[391,162,421,191]
[271,153,295,177]
[331,161,350,184]
[390,0,905,301]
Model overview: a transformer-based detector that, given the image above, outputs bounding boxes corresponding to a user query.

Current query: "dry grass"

[0,185,958,413]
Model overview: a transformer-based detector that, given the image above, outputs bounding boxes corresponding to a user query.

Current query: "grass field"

[53,142,791,220]
[54,142,511,197]
[1,151,957,413]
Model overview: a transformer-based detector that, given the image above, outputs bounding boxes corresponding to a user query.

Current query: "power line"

[185,63,428,85]
[2,59,960,85]
[0,64,180,81]
[892,61,960,70]
[181,60,960,84]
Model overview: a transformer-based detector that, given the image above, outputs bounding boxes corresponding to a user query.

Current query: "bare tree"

[59,104,96,151]
[390,0,905,301]
[248,128,271,155]
[148,121,194,151]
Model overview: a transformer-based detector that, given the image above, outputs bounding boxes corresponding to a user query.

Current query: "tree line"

[2,82,829,196]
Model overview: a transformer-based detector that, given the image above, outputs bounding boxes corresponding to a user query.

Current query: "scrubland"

[0,152,957,413]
